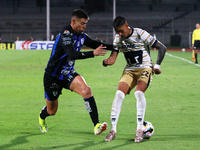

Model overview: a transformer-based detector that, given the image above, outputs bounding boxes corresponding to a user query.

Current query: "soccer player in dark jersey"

[39,9,115,135]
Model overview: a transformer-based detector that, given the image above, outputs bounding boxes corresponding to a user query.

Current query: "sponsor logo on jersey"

[63,30,70,35]
[121,44,135,49]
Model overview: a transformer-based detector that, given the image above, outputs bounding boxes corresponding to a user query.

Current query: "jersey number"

[124,50,143,65]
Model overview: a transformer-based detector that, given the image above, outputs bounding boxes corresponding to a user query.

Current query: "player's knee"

[134,90,144,101]
[115,90,125,99]
[82,86,92,97]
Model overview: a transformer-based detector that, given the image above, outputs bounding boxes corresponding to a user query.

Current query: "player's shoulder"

[133,27,145,34]
[194,28,200,32]
[61,25,74,37]
[113,34,121,44]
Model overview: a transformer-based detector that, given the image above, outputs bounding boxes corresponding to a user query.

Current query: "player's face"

[114,23,131,39]
[72,17,88,34]
[196,23,200,29]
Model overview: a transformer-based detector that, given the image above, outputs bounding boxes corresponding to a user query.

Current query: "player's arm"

[84,34,116,51]
[192,31,195,48]
[139,28,166,74]
[152,40,166,74]
[103,50,119,67]
[61,34,106,59]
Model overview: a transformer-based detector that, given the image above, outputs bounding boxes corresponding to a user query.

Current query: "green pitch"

[0,50,199,150]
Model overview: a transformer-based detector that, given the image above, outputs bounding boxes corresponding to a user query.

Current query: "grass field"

[0,49,200,150]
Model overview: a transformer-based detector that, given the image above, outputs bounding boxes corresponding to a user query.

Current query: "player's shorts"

[43,72,79,101]
[119,68,153,91]
[194,40,200,49]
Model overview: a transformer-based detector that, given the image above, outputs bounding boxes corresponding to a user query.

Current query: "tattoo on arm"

[153,41,166,65]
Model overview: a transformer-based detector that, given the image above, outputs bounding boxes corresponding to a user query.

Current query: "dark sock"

[195,53,198,63]
[84,96,99,126]
[40,106,50,119]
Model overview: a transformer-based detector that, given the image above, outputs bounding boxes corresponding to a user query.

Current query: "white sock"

[134,90,146,130]
[111,90,125,133]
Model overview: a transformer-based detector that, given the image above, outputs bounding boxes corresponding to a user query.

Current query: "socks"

[135,90,146,130]
[111,90,125,133]
[84,96,99,126]
[40,106,50,120]
[195,53,198,63]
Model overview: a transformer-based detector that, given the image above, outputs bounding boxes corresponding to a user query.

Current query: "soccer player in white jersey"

[103,16,166,142]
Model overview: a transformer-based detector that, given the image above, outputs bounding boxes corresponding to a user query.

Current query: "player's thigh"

[69,75,92,98]
[136,68,153,91]
[119,70,137,94]
[44,73,62,101]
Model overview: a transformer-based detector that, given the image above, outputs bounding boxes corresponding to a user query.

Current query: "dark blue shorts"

[43,72,79,101]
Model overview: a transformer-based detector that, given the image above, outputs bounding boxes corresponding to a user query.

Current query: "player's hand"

[102,51,118,67]
[103,59,109,67]
[103,57,116,67]
[93,44,107,56]
[153,68,162,74]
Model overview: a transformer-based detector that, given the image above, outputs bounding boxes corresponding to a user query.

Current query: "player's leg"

[105,70,135,141]
[41,98,58,118]
[134,68,152,142]
[194,50,198,64]
[194,40,200,64]
[39,73,61,133]
[69,75,107,135]
[39,99,58,132]
[110,82,128,132]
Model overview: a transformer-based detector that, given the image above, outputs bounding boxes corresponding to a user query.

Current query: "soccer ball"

[143,121,154,139]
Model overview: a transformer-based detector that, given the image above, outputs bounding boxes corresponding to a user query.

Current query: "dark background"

[0,0,200,47]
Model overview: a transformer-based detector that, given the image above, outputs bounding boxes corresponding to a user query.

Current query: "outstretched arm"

[84,35,115,51]
[152,41,166,74]
[103,51,119,67]
[61,33,107,60]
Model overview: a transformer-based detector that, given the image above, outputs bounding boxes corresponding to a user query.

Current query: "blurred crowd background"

[0,0,200,47]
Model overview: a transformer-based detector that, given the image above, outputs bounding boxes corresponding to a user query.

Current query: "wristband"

[154,64,160,69]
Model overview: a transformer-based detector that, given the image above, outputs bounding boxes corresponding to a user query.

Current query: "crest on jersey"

[63,30,70,35]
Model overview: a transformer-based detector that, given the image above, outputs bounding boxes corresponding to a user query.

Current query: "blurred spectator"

[50,33,55,41]
[100,38,105,43]
[95,37,100,42]
[29,36,34,41]
[16,36,20,41]
[0,34,2,42]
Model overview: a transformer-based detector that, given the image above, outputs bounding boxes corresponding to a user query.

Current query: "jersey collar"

[126,27,134,39]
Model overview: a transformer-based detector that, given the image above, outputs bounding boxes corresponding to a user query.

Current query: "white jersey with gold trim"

[113,27,157,70]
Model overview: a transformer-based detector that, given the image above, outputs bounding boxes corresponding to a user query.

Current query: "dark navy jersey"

[45,25,114,80]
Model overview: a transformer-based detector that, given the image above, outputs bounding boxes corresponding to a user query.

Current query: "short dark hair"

[113,16,126,27]
[71,9,89,19]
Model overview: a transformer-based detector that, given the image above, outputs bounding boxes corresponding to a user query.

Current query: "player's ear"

[124,22,129,28]
[71,17,76,24]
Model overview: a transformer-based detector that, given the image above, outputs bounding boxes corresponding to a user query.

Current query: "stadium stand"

[0,0,199,47]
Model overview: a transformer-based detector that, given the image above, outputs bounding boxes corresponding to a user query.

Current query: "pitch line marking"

[166,52,200,67]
